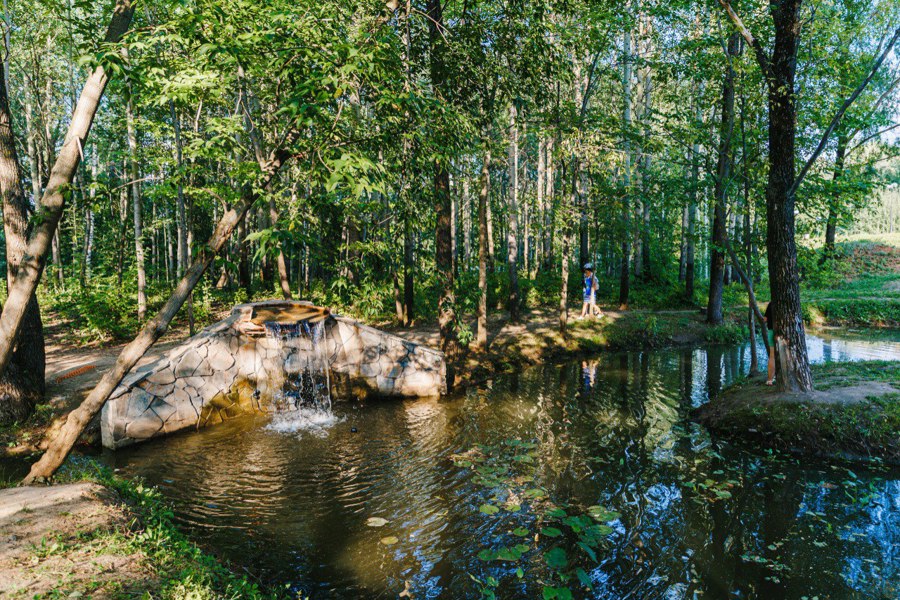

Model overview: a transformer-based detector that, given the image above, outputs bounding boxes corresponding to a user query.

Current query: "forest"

[2,0,900,598]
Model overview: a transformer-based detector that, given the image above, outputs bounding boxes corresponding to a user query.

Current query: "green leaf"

[512,527,530,537]
[541,527,563,538]
[478,549,497,561]
[542,586,573,600]
[380,536,399,545]
[577,541,598,562]
[576,568,593,589]
[543,547,568,570]
[480,504,500,515]
[587,506,620,522]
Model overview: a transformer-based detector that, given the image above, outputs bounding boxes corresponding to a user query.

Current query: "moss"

[697,360,900,463]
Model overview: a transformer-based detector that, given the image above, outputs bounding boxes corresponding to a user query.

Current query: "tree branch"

[791,25,900,196]
[718,0,771,83]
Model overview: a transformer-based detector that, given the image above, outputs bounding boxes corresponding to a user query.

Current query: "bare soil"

[0,482,154,599]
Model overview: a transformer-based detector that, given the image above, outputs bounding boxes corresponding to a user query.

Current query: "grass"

[697,360,900,463]
[48,458,289,600]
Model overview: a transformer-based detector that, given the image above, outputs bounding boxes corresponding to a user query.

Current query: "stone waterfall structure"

[100,301,447,449]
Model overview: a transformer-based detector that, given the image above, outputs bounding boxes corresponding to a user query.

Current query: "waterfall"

[263,319,338,434]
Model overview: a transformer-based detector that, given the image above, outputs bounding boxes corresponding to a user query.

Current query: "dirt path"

[0,482,151,598]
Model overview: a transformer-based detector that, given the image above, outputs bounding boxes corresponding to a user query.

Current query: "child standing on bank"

[580,263,601,319]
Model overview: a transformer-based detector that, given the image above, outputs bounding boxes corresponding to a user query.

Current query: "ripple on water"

[100,331,900,599]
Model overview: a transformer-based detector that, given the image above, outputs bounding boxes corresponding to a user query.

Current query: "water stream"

[263,319,338,435]
[98,330,900,599]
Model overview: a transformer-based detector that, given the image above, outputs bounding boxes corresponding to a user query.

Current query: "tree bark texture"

[765,0,812,392]
[707,32,740,325]
[507,104,520,321]
[0,59,45,425]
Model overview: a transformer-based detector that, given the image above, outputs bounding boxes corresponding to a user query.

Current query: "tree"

[721,0,900,391]
[0,51,44,425]
[0,0,135,380]
[707,32,741,325]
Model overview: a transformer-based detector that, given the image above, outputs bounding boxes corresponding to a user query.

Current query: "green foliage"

[605,314,671,349]
[704,323,749,345]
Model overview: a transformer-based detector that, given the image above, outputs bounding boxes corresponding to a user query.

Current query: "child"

[580,263,601,319]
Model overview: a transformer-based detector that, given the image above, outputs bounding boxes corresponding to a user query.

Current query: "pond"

[99,331,900,599]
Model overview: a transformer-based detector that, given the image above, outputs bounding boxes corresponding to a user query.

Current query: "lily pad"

[366,517,389,527]
[380,536,399,546]
[480,503,500,515]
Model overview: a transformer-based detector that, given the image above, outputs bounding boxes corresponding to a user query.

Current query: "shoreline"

[695,361,900,465]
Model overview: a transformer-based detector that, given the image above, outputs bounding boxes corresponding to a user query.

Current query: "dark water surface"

[100,332,900,599]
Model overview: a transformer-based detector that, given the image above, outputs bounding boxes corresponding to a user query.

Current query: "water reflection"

[101,332,900,599]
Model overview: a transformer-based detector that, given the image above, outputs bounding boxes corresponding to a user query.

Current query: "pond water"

[99,331,900,600]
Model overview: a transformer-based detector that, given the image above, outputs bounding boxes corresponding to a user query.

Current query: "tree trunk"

[542,137,554,270]
[766,0,812,392]
[126,94,147,321]
[476,144,490,351]
[507,103,520,321]
[619,25,633,308]
[0,58,45,425]
[707,32,740,325]
[427,0,457,379]
[403,214,414,325]
[679,203,689,282]
[23,132,299,484]
[823,129,846,262]
[171,101,188,278]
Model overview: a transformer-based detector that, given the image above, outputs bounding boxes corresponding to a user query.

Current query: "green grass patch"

[803,298,900,327]
[699,360,900,463]
[54,458,287,599]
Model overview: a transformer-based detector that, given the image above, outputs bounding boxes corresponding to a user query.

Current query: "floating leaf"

[587,506,620,522]
[478,549,497,561]
[577,541,597,562]
[480,504,499,515]
[366,517,389,527]
[542,586,573,600]
[505,503,522,512]
[543,547,568,570]
[525,488,547,499]
[541,527,563,538]
[576,568,593,589]
[380,536,399,546]
[496,546,522,561]
[512,527,530,537]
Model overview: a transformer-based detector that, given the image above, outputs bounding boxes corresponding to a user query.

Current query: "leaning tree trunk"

[0,0,134,380]
[23,133,299,484]
[707,32,740,325]
[0,58,45,425]
[766,0,812,392]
